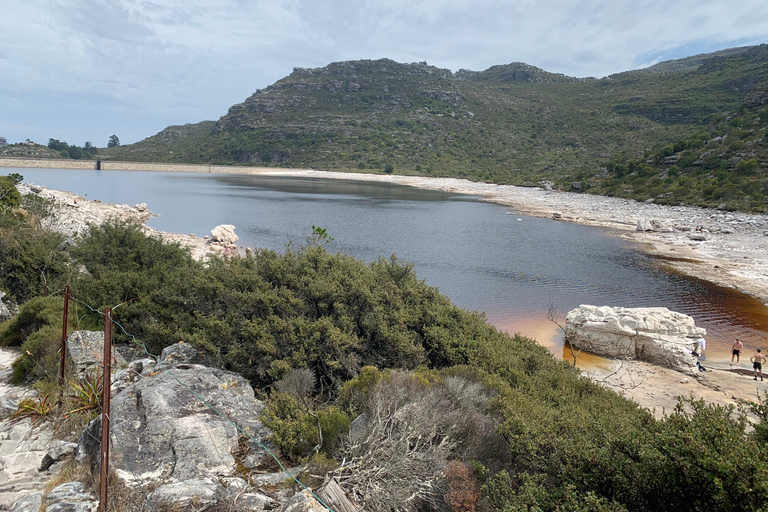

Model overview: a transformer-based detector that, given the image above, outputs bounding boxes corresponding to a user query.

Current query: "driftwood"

[318,478,360,512]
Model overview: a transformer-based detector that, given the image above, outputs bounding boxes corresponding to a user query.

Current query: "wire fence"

[59,291,337,512]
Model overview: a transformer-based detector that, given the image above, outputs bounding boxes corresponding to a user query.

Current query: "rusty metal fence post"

[99,307,113,512]
[59,286,70,397]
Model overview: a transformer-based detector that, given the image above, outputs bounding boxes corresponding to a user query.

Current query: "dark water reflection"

[7,168,768,363]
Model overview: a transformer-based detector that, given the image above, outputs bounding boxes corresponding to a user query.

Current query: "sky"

[1,0,767,147]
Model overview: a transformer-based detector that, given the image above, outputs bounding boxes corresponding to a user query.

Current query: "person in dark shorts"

[751,349,765,381]
[731,338,744,366]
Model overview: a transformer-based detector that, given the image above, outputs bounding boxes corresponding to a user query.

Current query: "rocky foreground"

[0,342,336,511]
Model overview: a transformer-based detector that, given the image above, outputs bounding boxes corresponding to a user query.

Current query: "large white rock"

[210,224,239,244]
[565,305,705,374]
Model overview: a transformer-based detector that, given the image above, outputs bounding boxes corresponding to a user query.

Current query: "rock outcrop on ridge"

[565,305,705,373]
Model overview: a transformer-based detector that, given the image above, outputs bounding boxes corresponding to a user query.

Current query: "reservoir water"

[6,167,768,364]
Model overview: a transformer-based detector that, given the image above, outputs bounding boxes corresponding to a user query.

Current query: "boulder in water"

[565,305,705,374]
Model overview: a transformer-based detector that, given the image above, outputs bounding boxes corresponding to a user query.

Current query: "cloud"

[1,0,767,144]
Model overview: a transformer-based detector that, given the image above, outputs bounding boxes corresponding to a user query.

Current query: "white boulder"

[210,224,239,244]
[565,305,705,374]
[636,219,654,231]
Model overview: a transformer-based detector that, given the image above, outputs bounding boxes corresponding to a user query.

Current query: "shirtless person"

[751,349,765,381]
[731,338,744,366]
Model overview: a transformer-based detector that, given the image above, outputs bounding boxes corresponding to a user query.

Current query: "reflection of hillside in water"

[12,167,768,363]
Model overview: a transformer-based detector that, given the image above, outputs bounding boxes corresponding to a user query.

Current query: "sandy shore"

[12,168,768,416]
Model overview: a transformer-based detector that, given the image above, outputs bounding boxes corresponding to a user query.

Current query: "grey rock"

[45,482,97,512]
[238,492,277,510]
[108,364,270,482]
[133,203,148,212]
[9,493,43,512]
[551,211,562,219]
[284,490,326,512]
[252,466,301,487]
[30,185,42,194]
[636,219,654,231]
[57,238,76,251]
[221,476,249,496]
[39,441,78,471]
[688,233,710,241]
[661,154,681,164]
[349,413,368,443]
[76,417,102,471]
[651,220,673,231]
[65,331,126,376]
[148,477,227,510]
[159,342,199,365]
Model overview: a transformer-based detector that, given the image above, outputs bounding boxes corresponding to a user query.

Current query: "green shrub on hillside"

[1,296,67,384]
[0,176,21,208]
[0,224,69,303]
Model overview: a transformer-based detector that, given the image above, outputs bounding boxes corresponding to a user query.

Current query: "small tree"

[107,135,120,148]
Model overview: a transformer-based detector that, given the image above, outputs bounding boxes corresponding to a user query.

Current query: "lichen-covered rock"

[9,493,43,512]
[65,331,126,375]
[148,477,227,510]
[159,341,198,365]
[108,364,270,483]
[284,490,327,512]
[565,305,705,374]
[45,482,97,512]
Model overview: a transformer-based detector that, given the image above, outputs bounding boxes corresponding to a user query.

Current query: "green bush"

[0,226,69,303]
[2,296,67,384]
[260,392,350,462]
[0,176,21,208]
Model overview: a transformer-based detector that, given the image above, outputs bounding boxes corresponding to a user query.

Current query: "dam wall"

[0,157,300,174]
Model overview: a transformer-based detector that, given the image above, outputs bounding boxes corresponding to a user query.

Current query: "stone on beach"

[565,305,705,374]
[636,218,654,231]
[210,224,239,244]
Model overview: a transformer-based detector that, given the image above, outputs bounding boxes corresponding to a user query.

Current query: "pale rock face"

[636,218,654,231]
[210,224,239,244]
[565,305,705,374]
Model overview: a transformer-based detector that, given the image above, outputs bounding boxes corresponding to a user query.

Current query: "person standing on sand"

[696,335,706,357]
[751,349,765,381]
[731,338,744,365]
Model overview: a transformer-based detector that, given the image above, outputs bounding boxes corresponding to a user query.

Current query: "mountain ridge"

[103,44,768,209]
